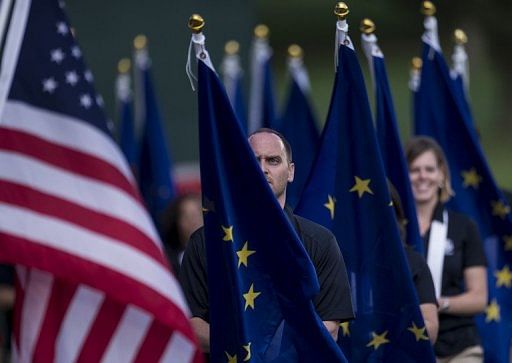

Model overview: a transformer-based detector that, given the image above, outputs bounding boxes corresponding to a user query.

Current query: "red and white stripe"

[0,100,201,362]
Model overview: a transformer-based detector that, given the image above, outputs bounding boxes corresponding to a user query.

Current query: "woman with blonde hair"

[405,136,487,363]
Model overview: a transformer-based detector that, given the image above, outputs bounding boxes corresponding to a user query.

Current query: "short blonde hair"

[405,136,454,202]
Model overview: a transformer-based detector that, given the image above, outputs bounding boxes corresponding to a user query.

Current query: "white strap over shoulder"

[426,210,448,298]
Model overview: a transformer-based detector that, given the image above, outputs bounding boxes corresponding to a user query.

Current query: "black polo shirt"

[423,204,487,357]
[404,246,437,306]
[179,208,354,324]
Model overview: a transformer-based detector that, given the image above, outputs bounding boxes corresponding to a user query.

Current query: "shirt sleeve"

[462,218,487,268]
[406,248,437,305]
[179,228,209,322]
[312,232,354,322]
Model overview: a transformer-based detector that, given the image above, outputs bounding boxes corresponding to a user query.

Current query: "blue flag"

[196,45,346,363]
[221,46,248,133]
[362,35,424,255]
[414,41,512,363]
[296,37,435,361]
[279,56,319,209]
[116,67,138,175]
[248,33,277,132]
[135,47,176,230]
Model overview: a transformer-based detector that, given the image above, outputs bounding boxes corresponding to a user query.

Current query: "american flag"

[0,0,200,361]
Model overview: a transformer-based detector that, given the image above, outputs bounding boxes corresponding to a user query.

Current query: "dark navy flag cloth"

[117,73,138,175]
[222,52,247,133]
[414,42,512,363]
[135,54,176,231]
[296,44,435,362]
[261,59,277,129]
[248,39,278,132]
[232,74,247,133]
[372,53,424,255]
[279,75,319,209]
[197,59,347,363]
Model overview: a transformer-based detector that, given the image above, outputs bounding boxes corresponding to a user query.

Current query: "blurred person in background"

[406,136,487,363]
[388,181,439,344]
[162,193,203,275]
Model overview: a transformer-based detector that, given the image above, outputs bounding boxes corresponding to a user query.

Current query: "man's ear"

[288,162,295,183]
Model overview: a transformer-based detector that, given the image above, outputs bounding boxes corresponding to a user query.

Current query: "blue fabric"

[233,75,248,134]
[262,58,277,129]
[197,59,347,363]
[296,44,435,362]
[118,95,138,174]
[373,55,423,255]
[137,65,176,231]
[279,78,319,209]
[414,43,512,363]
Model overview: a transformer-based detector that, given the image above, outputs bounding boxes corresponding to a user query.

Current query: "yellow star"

[349,176,374,198]
[243,283,261,310]
[504,235,512,251]
[407,322,429,342]
[366,331,390,350]
[243,342,252,361]
[222,225,234,242]
[485,299,500,323]
[324,195,336,220]
[225,351,237,363]
[495,265,512,288]
[491,200,510,219]
[461,168,482,189]
[237,241,256,268]
[339,321,350,337]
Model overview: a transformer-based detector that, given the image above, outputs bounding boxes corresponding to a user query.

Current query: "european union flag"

[116,63,138,175]
[296,38,435,361]
[450,42,476,134]
[414,40,512,363]
[196,43,346,362]
[248,30,277,132]
[221,43,247,133]
[362,34,423,255]
[135,45,176,230]
[279,53,319,209]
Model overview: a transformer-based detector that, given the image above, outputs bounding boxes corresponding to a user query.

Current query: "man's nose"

[257,159,268,173]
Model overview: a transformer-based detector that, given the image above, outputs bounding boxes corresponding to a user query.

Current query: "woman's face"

[409,150,444,205]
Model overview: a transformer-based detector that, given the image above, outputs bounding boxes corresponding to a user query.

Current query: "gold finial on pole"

[188,14,205,34]
[225,40,240,55]
[133,35,147,50]
[411,57,423,70]
[118,58,131,74]
[288,44,303,58]
[454,29,468,45]
[254,24,269,39]
[421,1,436,16]
[334,2,349,20]
[360,18,376,34]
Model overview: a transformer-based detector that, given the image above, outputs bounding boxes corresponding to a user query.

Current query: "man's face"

[248,132,294,208]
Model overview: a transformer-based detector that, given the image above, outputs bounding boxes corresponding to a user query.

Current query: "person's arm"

[179,229,211,353]
[438,266,487,315]
[190,317,210,353]
[323,320,340,341]
[419,303,438,344]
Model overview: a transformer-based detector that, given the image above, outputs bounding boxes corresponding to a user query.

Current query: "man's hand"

[323,320,340,341]
[190,317,210,353]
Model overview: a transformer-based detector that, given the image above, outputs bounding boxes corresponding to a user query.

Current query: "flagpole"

[452,28,469,93]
